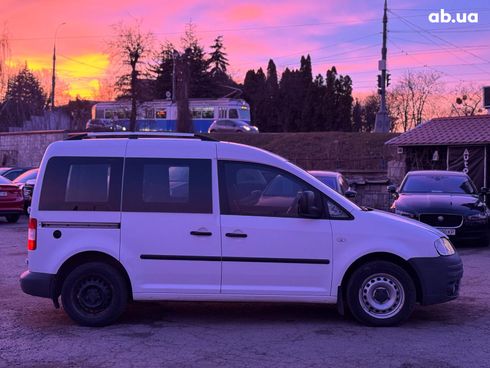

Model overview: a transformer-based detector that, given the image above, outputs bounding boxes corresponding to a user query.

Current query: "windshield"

[13,169,38,184]
[401,174,477,194]
[314,176,339,192]
[0,168,11,175]
[238,108,251,122]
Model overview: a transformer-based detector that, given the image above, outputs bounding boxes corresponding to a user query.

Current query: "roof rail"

[66,132,219,142]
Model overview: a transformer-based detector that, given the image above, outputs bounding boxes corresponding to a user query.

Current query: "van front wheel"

[346,261,416,327]
[61,262,128,327]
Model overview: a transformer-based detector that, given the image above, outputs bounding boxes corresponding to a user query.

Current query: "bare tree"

[450,83,484,116]
[389,71,442,132]
[109,20,153,131]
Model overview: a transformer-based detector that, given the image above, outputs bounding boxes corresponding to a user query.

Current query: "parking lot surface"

[1,216,490,368]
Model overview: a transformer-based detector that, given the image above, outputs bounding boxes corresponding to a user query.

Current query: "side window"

[145,108,155,119]
[325,198,351,220]
[104,110,113,119]
[39,157,123,211]
[218,161,323,218]
[155,108,167,119]
[123,158,212,213]
[229,109,238,119]
[202,107,214,118]
[191,108,202,118]
[339,176,349,194]
[219,107,227,119]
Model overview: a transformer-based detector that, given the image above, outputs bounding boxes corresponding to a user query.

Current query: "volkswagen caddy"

[20,133,463,327]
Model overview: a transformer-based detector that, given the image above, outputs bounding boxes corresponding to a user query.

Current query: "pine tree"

[153,42,176,99]
[0,65,46,129]
[208,36,229,77]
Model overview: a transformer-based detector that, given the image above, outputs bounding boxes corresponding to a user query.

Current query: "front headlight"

[467,213,487,221]
[434,237,455,256]
[242,125,251,131]
[395,209,417,219]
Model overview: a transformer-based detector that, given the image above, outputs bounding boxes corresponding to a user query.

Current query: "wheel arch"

[54,251,133,301]
[339,252,422,304]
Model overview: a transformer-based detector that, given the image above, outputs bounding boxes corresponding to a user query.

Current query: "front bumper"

[408,253,463,305]
[20,271,56,299]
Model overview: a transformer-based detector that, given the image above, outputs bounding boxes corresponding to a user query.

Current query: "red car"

[0,175,24,223]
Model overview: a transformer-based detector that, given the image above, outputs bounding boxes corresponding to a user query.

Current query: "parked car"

[21,132,462,327]
[388,170,490,245]
[13,169,39,212]
[0,175,24,223]
[86,119,127,132]
[208,119,259,133]
[0,167,34,181]
[22,179,36,212]
[309,171,357,199]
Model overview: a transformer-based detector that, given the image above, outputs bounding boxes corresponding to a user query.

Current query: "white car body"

[20,133,463,326]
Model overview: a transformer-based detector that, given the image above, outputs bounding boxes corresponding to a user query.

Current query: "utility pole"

[172,50,179,102]
[374,0,391,132]
[50,22,66,110]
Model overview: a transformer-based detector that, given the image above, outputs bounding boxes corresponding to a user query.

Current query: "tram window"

[155,109,167,119]
[202,107,214,119]
[229,109,238,119]
[145,108,155,119]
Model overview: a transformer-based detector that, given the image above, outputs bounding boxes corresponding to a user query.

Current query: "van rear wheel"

[346,261,416,327]
[61,262,127,327]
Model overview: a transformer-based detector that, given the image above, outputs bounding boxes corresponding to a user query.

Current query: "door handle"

[225,232,248,238]
[190,231,212,236]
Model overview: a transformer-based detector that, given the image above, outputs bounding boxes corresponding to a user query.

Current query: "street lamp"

[50,22,66,110]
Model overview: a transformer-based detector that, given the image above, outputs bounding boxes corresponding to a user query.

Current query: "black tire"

[61,262,128,327]
[346,261,416,327]
[6,215,20,223]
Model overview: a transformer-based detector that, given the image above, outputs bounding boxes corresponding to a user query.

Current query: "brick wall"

[0,130,67,167]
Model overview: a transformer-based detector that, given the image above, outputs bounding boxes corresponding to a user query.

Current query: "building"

[386,115,490,189]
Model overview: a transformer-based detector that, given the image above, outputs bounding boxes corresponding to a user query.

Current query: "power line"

[389,10,490,75]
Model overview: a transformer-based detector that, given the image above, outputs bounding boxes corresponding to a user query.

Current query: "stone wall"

[0,130,67,167]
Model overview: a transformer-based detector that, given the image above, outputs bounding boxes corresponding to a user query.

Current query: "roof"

[386,115,490,146]
[407,170,467,176]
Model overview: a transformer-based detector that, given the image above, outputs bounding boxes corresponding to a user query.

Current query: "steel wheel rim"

[74,275,112,315]
[359,273,405,319]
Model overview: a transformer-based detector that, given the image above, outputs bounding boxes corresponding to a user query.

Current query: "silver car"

[309,170,357,199]
[208,119,259,133]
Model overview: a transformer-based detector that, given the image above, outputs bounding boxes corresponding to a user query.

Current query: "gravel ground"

[1,216,490,368]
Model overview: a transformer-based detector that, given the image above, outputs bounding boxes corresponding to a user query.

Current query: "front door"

[120,140,221,296]
[218,161,333,296]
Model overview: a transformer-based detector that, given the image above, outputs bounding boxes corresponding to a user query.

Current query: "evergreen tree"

[0,65,46,129]
[181,23,212,98]
[264,59,280,131]
[153,42,176,99]
[208,36,229,77]
[323,66,337,131]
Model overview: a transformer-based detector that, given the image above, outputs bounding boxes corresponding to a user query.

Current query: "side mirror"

[344,190,357,199]
[298,191,322,219]
[480,187,488,194]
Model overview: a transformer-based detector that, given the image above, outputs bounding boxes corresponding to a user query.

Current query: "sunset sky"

[2,0,490,101]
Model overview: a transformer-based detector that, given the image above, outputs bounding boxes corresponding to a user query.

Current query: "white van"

[20,133,463,327]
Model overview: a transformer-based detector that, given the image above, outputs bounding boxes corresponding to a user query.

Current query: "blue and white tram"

[88,98,251,133]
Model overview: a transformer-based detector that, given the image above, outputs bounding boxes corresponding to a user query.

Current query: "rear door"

[120,139,221,296]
